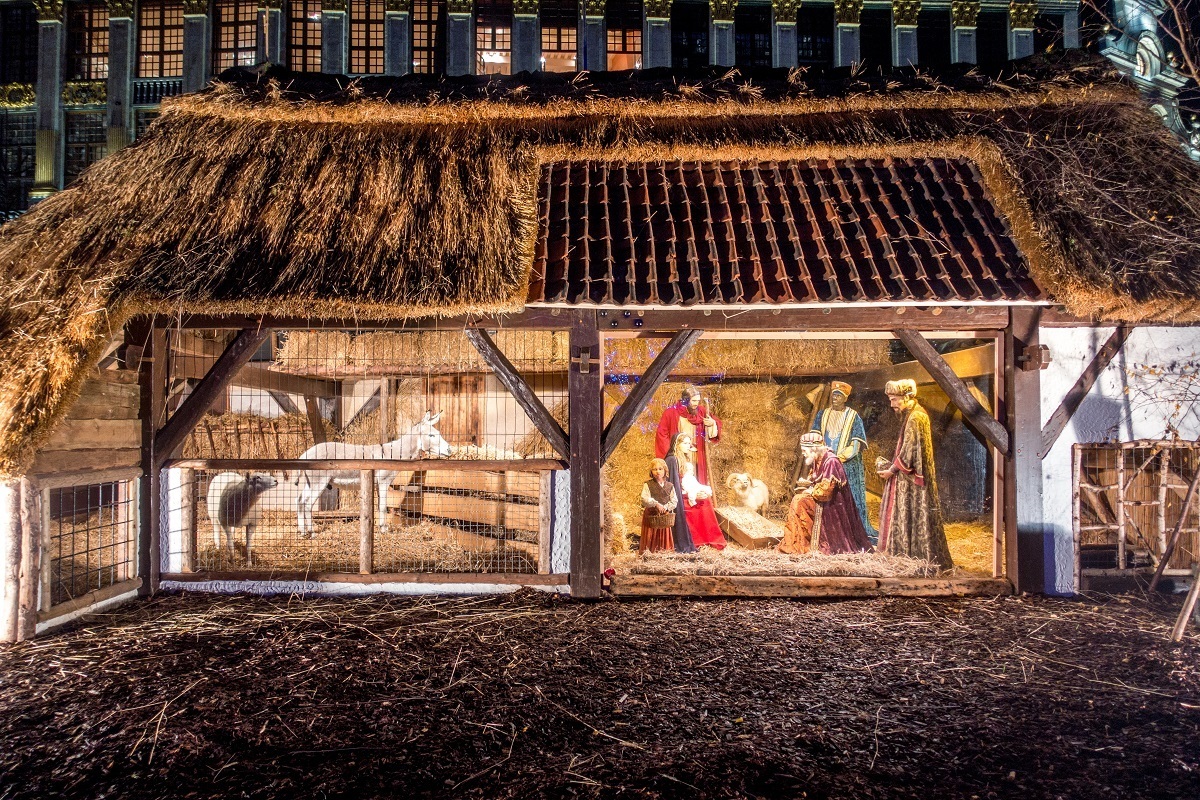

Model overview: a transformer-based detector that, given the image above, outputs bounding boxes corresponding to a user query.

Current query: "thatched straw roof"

[2,53,1200,476]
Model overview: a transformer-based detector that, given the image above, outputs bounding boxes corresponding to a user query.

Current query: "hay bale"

[275,331,351,372]
[609,547,938,578]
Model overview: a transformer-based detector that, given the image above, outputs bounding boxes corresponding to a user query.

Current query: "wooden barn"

[2,55,1200,641]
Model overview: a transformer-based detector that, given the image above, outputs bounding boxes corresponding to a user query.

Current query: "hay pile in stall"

[610,548,938,578]
[181,412,316,459]
[5,54,1200,477]
[606,338,892,377]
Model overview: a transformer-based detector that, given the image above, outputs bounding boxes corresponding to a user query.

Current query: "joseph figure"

[654,385,721,486]
[876,379,954,570]
[812,380,877,544]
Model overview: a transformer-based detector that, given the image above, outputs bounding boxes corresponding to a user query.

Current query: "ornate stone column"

[892,0,919,67]
[323,0,349,74]
[446,0,475,75]
[32,0,64,199]
[385,0,413,75]
[182,0,211,93]
[260,0,285,64]
[834,0,862,67]
[772,0,799,69]
[580,0,606,71]
[642,0,671,69]
[512,0,540,73]
[710,0,735,67]
[106,0,135,154]
[950,0,978,64]
[1008,0,1036,59]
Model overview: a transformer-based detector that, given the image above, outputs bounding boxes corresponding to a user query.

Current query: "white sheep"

[724,472,769,514]
[206,472,278,563]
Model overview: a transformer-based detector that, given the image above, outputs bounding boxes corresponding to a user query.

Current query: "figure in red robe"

[779,432,874,555]
[655,385,721,486]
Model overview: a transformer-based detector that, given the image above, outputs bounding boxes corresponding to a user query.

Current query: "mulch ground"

[1,591,1199,800]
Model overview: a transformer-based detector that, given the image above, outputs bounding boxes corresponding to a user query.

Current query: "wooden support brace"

[568,315,603,599]
[466,328,570,459]
[1150,465,1200,593]
[601,328,703,465]
[893,329,1010,457]
[155,327,273,467]
[1038,326,1130,459]
[268,391,300,416]
[305,396,328,445]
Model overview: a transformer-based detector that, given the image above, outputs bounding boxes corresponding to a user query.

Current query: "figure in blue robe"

[812,381,878,544]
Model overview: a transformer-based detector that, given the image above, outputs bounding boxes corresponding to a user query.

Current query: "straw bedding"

[4,53,1200,477]
[610,546,939,578]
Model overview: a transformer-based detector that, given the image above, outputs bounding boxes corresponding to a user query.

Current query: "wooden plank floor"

[607,574,1012,598]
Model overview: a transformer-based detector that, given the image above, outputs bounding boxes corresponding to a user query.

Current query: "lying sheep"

[206,472,278,563]
[724,472,769,514]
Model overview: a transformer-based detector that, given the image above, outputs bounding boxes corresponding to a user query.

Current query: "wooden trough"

[386,470,542,535]
[715,505,784,549]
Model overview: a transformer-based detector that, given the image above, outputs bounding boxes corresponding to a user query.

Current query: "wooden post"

[149,328,167,592]
[538,470,552,574]
[1005,307,1044,592]
[380,379,392,443]
[569,314,603,599]
[18,478,43,641]
[178,468,196,573]
[0,479,22,642]
[360,470,374,575]
[305,396,328,445]
[1116,450,1127,571]
[1171,562,1200,642]
[40,488,52,613]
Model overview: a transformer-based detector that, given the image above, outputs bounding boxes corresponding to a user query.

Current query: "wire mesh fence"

[165,328,569,462]
[163,465,549,575]
[47,479,137,607]
[1076,441,1200,571]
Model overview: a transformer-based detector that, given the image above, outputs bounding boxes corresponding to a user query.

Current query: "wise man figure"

[778,432,874,555]
[812,380,877,544]
[876,379,954,570]
[655,385,721,486]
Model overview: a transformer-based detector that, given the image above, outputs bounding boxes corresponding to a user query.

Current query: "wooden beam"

[171,354,338,398]
[1038,326,1130,459]
[893,330,1009,457]
[466,328,569,459]
[568,314,603,599]
[1149,466,1200,593]
[304,396,328,445]
[268,391,300,415]
[155,328,273,467]
[161,571,569,585]
[608,574,1013,598]
[854,343,997,387]
[601,329,703,465]
[1006,307,1045,593]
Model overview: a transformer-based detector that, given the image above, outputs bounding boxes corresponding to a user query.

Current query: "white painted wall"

[1040,326,1200,594]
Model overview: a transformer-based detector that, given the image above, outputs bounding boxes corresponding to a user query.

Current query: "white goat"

[206,472,279,562]
[724,472,769,514]
[295,411,453,538]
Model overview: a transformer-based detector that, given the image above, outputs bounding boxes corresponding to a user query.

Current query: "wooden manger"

[715,505,784,549]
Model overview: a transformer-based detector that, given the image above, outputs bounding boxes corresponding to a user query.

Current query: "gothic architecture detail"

[446,0,474,13]
[893,0,921,26]
[711,0,737,21]
[321,0,348,11]
[33,0,63,21]
[951,0,980,27]
[512,0,538,12]
[183,0,209,13]
[385,0,413,10]
[62,81,107,106]
[833,0,863,25]
[643,0,672,19]
[772,0,800,24]
[105,0,135,17]
[581,0,606,17]
[1008,1,1038,30]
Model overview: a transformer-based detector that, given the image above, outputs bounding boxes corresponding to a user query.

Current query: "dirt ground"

[2,592,1199,800]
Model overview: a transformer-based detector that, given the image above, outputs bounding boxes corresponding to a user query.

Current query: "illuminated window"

[290,0,323,72]
[413,0,445,74]
[476,0,512,75]
[606,0,641,70]
[212,0,259,73]
[138,0,185,78]
[541,0,577,72]
[350,0,385,74]
[67,1,110,81]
